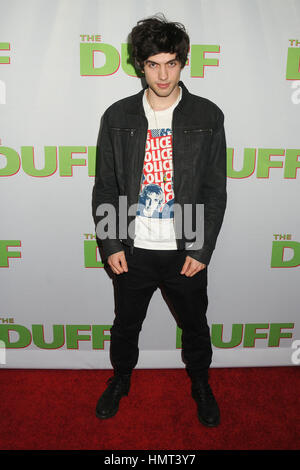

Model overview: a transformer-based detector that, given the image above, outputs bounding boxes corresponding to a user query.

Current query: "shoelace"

[106,375,130,395]
[193,381,215,403]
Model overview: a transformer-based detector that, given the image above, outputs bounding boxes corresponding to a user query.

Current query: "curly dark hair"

[129,13,190,71]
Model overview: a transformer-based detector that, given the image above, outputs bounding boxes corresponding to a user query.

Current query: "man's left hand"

[180,256,206,277]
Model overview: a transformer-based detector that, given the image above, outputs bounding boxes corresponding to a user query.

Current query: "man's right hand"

[107,250,128,275]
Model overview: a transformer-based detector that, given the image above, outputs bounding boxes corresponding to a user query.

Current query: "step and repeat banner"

[0,0,299,369]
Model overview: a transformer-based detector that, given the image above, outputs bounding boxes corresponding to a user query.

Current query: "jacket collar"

[128,80,191,118]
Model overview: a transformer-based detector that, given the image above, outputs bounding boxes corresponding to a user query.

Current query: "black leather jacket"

[92,81,227,266]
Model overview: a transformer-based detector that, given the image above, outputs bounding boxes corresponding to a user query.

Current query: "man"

[92,15,227,427]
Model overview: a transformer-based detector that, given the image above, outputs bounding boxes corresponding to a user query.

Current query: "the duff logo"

[271,234,300,268]
[79,35,220,78]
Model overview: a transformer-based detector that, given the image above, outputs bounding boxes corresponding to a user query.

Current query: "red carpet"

[0,367,299,451]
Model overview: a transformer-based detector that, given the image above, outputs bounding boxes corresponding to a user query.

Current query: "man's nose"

[158,65,168,81]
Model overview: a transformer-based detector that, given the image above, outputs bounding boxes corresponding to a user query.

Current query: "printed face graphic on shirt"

[137,128,174,219]
[144,188,164,216]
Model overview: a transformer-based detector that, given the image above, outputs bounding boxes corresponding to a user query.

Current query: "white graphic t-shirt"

[134,87,182,250]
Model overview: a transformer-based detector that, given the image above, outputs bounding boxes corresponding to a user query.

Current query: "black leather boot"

[191,378,220,427]
[95,373,131,419]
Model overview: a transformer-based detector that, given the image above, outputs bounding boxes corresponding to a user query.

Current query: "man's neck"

[146,85,180,111]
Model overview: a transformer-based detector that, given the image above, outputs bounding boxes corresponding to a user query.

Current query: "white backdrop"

[0,0,299,369]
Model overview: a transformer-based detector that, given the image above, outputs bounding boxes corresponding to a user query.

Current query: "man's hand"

[181,256,206,277]
[107,250,128,275]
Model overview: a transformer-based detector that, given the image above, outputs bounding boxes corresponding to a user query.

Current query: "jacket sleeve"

[92,111,123,262]
[188,111,227,266]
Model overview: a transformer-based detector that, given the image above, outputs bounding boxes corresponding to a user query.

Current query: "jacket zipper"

[113,127,139,251]
[138,125,148,191]
[111,127,136,136]
[183,128,213,134]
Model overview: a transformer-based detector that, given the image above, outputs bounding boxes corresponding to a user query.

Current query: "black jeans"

[109,245,212,380]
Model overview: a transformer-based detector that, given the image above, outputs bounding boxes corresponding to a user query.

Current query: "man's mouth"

[157,83,170,89]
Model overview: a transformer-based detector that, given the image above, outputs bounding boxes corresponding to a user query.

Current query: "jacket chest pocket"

[110,127,136,155]
[184,128,212,167]
[110,127,137,192]
[184,128,212,151]
[183,128,213,199]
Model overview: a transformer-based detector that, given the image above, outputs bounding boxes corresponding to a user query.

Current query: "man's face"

[143,52,182,99]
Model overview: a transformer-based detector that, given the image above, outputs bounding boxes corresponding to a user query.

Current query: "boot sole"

[95,388,129,420]
[198,414,220,427]
[95,406,119,420]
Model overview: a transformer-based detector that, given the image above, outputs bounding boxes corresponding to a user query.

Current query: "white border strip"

[1,348,297,369]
